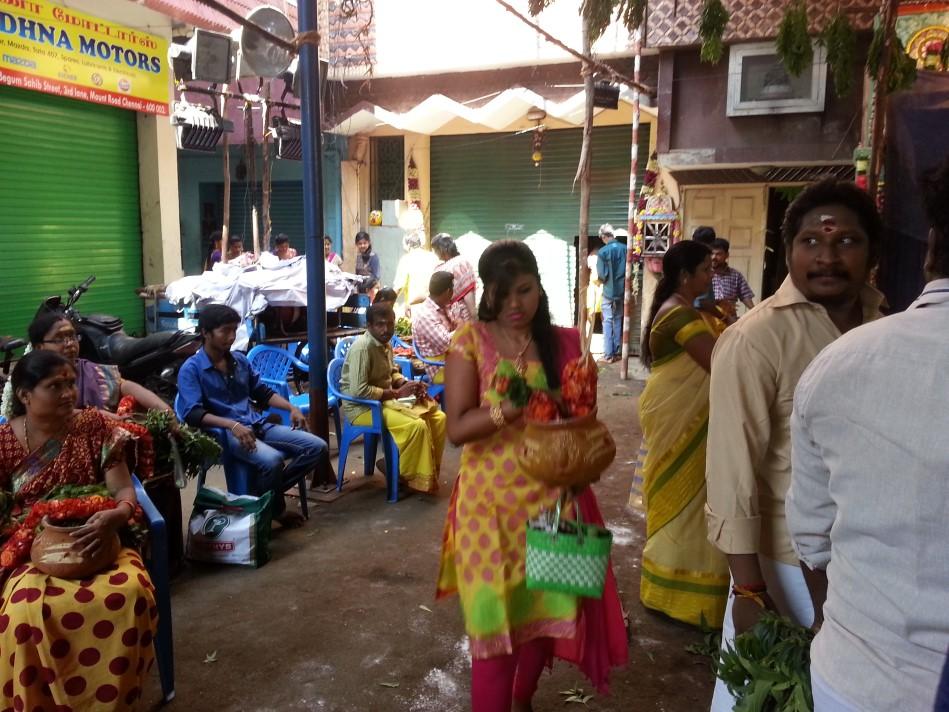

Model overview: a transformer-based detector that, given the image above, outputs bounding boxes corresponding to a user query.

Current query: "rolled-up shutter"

[0,85,144,337]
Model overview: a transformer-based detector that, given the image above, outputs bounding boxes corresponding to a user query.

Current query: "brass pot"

[30,516,120,579]
[516,407,616,488]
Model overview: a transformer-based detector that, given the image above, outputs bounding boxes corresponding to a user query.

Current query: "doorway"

[761,186,803,299]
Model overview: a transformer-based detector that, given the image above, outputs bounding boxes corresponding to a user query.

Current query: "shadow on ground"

[142,363,714,711]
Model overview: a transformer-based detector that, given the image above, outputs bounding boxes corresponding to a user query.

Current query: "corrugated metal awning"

[671,164,855,186]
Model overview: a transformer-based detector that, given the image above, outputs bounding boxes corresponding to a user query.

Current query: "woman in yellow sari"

[637,240,729,627]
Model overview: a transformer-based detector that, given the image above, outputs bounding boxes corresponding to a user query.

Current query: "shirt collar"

[196,346,236,371]
[364,330,388,348]
[770,276,885,320]
[910,277,949,309]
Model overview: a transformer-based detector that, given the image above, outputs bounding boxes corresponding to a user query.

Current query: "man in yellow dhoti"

[340,304,447,494]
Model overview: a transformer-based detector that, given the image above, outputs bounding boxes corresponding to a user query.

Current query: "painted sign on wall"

[0,0,169,114]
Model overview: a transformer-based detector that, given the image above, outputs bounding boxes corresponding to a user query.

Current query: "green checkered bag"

[525,495,613,599]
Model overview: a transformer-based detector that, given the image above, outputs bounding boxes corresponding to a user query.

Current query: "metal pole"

[620,28,642,380]
[299,0,332,484]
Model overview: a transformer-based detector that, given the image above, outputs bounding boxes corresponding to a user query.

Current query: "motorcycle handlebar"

[77,275,96,292]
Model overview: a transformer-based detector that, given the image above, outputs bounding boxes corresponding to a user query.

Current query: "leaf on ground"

[560,686,593,704]
[203,650,218,664]
[418,604,433,613]
[378,681,400,688]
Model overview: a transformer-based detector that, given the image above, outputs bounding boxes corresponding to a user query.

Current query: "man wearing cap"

[596,224,627,363]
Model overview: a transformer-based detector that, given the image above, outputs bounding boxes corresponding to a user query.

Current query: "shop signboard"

[0,0,169,114]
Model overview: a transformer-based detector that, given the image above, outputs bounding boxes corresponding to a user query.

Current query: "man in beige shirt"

[705,179,884,712]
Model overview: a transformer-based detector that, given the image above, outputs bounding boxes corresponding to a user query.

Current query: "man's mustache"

[807,269,850,280]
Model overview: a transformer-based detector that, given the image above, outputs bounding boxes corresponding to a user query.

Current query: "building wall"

[661,46,867,165]
[177,136,345,275]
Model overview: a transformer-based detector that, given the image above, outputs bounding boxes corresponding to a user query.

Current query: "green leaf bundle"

[714,612,815,712]
[867,23,918,94]
[776,0,813,77]
[579,0,647,41]
[527,0,554,17]
[699,0,729,64]
[140,409,221,480]
[821,10,857,97]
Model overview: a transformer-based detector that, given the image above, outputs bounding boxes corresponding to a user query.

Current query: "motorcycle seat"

[0,337,26,353]
[107,331,194,366]
[80,314,124,334]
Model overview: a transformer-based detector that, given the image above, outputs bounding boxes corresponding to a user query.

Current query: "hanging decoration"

[868,21,919,93]
[532,126,546,166]
[776,0,813,77]
[821,10,857,97]
[699,0,730,64]
[407,155,422,209]
[632,153,681,282]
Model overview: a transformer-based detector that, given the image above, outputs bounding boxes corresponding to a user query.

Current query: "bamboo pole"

[620,28,643,381]
[576,19,594,335]
[868,0,900,200]
[244,100,260,256]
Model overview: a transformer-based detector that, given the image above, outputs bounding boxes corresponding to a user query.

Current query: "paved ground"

[142,363,715,711]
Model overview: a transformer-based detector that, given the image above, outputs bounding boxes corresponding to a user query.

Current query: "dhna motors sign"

[0,0,169,115]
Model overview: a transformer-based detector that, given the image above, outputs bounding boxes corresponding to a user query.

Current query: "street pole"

[299,0,332,485]
[619,28,642,381]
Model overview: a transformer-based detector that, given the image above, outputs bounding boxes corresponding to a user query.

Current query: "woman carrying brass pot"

[437,241,627,712]
[0,351,156,710]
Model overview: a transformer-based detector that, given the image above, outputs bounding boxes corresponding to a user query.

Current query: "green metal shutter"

[0,85,144,338]
[431,124,651,241]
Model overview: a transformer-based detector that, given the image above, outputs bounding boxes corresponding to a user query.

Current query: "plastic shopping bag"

[186,486,272,568]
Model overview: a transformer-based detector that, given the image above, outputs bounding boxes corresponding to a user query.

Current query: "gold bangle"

[489,405,506,429]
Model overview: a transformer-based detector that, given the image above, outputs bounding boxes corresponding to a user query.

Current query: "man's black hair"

[198,304,241,334]
[711,237,731,253]
[429,271,454,297]
[227,234,243,245]
[274,233,290,245]
[781,179,883,260]
[921,158,949,278]
[692,226,716,245]
[373,288,397,304]
[366,303,394,325]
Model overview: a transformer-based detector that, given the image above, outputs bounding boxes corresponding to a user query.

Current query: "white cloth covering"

[164,255,360,350]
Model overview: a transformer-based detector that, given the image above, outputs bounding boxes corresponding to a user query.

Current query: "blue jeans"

[225,423,327,515]
[601,297,624,359]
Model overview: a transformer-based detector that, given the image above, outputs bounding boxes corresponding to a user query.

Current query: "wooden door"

[683,185,768,306]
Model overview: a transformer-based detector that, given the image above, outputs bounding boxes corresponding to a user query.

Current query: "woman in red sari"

[0,351,156,710]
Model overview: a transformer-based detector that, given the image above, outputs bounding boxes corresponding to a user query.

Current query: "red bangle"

[116,500,135,517]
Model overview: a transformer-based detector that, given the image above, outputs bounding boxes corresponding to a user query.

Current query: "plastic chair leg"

[337,435,351,491]
[362,434,379,477]
[384,433,400,504]
[297,478,309,519]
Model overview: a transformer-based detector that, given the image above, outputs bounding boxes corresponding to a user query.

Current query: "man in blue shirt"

[596,224,628,363]
[177,305,327,526]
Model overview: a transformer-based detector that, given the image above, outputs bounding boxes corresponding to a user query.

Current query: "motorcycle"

[36,276,201,402]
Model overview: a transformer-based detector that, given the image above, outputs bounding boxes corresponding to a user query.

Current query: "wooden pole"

[620,28,643,380]
[576,18,594,334]
[220,94,231,246]
[868,0,900,200]
[261,83,273,250]
[244,101,260,256]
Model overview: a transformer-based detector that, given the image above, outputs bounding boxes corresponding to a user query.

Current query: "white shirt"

[787,278,949,712]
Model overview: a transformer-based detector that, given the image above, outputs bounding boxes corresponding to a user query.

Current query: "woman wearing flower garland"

[437,241,627,711]
[0,351,156,710]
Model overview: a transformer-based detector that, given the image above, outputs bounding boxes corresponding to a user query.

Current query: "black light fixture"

[272,115,302,160]
[171,100,233,152]
[593,80,620,109]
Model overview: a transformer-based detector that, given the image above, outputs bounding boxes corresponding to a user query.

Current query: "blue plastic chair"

[173,395,309,519]
[327,357,401,503]
[132,475,175,703]
[0,417,175,701]
[336,334,414,381]
[412,339,446,403]
[247,344,341,439]
[389,335,416,380]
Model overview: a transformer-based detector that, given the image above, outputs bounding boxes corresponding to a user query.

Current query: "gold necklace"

[23,417,65,452]
[499,328,533,376]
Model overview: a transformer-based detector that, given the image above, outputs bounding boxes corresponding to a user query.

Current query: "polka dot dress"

[0,548,157,711]
[436,323,581,659]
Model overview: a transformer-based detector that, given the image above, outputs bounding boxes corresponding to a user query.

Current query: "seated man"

[177,305,327,526]
[410,271,457,382]
[340,304,446,495]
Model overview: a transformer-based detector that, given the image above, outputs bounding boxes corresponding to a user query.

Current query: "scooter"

[36,276,201,401]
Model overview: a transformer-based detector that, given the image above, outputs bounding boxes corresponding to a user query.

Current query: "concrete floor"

[142,364,714,711]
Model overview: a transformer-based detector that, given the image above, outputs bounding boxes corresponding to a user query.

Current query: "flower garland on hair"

[0,484,143,571]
